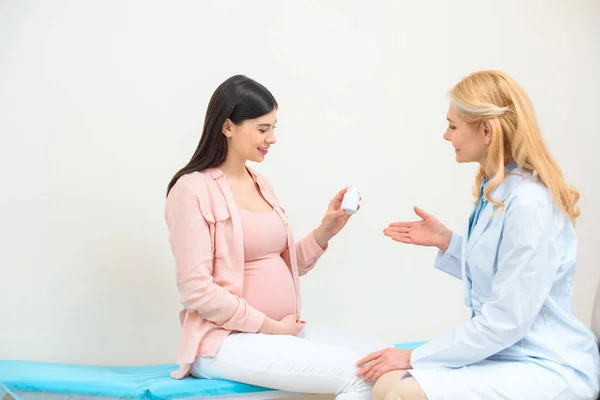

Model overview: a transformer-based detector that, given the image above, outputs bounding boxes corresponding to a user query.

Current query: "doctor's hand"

[384,206,452,252]
[356,348,413,381]
[314,187,360,248]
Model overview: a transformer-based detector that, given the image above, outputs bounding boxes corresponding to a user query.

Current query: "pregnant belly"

[243,257,297,321]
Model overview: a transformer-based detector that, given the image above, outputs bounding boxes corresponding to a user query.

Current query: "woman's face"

[443,105,490,164]
[223,109,277,163]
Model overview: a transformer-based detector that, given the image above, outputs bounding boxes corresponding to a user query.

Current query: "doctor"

[357,70,600,399]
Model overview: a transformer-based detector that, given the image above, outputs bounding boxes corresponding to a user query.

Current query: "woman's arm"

[166,179,265,333]
[295,231,328,276]
[410,198,555,369]
[295,187,360,275]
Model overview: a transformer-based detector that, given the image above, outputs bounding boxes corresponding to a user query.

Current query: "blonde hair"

[450,70,580,225]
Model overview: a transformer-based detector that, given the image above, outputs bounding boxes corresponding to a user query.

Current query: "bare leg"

[372,371,428,400]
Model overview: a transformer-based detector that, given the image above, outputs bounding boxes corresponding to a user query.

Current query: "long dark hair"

[166,75,278,196]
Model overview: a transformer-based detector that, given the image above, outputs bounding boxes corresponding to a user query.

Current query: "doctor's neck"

[479,159,512,180]
[479,160,495,180]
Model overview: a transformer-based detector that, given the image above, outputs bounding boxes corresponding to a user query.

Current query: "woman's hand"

[356,348,413,381]
[384,206,452,251]
[259,314,305,336]
[314,187,359,248]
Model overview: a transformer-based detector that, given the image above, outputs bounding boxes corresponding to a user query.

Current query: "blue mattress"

[0,341,425,399]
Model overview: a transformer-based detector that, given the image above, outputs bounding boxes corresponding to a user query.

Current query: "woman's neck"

[219,155,249,181]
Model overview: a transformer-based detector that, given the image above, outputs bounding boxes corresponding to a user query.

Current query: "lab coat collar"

[466,161,529,257]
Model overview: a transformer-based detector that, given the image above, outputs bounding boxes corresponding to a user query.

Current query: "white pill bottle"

[341,187,360,215]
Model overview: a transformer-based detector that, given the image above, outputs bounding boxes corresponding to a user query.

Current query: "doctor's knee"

[372,371,427,400]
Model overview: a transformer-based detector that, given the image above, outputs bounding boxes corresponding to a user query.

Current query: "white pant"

[191,324,391,399]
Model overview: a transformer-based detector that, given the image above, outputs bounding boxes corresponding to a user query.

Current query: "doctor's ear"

[482,120,492,145]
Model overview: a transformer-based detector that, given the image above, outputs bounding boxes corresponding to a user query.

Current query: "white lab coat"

[408,165,600,400]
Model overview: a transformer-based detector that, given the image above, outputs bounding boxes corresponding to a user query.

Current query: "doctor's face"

[443,106,490,164]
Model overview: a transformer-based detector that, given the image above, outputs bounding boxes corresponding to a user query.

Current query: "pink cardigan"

[165,167,327,378]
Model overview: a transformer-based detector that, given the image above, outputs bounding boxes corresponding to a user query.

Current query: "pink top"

[240,208,297,320]
[165,167,327,379]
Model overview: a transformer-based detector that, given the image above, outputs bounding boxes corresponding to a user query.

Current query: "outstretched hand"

[383,206,451,251]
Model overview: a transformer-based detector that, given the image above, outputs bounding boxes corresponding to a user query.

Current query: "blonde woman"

[357,70,600,399]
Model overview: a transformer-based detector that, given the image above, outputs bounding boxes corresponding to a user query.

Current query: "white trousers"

[191,324,391,399]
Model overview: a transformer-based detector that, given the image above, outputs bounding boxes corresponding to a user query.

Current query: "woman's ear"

[482,120,492,145]
[222,119,233,138]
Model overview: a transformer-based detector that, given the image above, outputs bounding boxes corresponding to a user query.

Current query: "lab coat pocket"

[467,239,498,299]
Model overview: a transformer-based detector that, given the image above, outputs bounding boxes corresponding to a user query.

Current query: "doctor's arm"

[385,206,460,279]
[410,199,555,369]
[434,232,463,280]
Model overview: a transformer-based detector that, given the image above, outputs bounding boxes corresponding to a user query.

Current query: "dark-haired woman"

[165,75,386,399]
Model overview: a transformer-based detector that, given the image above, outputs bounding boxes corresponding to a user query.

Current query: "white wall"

[1,0,599,366]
